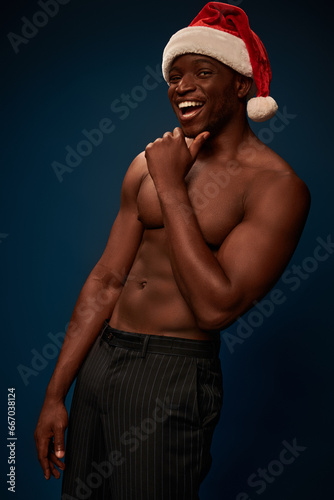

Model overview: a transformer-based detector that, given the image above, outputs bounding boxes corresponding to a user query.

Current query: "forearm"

[158,184,233,330]
[45,269,122,402]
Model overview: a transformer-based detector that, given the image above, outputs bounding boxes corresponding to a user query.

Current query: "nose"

[175,73,197,94]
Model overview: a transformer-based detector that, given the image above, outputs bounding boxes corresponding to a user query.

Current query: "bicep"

[216,175,310,311]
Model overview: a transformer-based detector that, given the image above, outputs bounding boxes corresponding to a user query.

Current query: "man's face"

[168,53,240,138]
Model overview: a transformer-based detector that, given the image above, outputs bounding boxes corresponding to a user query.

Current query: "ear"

[236,74,253,100]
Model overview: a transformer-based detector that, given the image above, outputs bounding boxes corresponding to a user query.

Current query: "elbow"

[196,318,223,332]
[194,298,245,332]
[195,308,232,332]
[190,285,247,332]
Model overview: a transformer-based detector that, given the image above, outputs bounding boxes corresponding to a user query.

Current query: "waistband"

[100,320,220,359]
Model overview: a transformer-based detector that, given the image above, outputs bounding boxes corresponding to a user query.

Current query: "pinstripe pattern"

[61,325,223,500]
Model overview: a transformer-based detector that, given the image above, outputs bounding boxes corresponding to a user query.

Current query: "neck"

[197,112,254,161]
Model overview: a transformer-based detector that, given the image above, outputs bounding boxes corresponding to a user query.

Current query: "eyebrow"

[169,57,218,74]
[192,57,217,66]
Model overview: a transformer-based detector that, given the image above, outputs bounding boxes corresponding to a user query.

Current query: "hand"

[34,399,68,480]
[145,127,209,190]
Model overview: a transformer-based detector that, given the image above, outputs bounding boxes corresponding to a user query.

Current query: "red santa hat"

[162,2,278,122]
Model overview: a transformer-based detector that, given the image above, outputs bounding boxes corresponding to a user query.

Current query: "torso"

[109,140,293,340]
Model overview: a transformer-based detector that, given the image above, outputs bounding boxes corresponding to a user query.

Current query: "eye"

[169,74,181,83]
[198,70,212,77]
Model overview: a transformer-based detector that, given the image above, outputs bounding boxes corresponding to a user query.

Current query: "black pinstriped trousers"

[61,321,223,500]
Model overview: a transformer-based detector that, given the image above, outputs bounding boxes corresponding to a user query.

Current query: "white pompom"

[247,96,278,122]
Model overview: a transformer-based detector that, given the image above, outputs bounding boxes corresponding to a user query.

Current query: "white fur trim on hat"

[247,96,278,122]
[162,26,253,82]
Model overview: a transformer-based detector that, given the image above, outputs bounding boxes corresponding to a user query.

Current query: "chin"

[181,124,206,139]
[184,132,197,139]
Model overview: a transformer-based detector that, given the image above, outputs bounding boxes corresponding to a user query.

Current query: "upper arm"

[216,173,310,317]
[91,152,146,287]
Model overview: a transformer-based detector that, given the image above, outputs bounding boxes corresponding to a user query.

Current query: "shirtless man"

[34,3,310,499]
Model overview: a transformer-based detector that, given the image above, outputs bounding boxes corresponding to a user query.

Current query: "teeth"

[178,101,204,109]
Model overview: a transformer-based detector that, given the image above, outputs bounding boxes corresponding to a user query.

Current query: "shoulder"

[119,151,148,207]
[246,142,309,201]
[123,151,148,182]
[244,150,311,230]
[121,152,148,195]
[250,168,310,206]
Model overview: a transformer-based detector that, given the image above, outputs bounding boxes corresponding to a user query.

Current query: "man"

[34,2,310,499]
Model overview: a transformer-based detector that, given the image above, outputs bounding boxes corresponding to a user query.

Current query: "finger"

[53,426,66,459]
[43,462,51,481]
[173,127,184,138]
[144,142,154,154]
[49,461,61,479]
[189,131,210,159]
[36,436,52,479]
[163,131,172,139]
[49,451,65,470]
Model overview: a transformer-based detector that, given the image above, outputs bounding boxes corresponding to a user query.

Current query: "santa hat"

[162,2,278,122]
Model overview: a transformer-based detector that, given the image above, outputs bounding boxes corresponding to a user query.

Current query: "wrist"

[45,379,68,404]
[155,180,188,202]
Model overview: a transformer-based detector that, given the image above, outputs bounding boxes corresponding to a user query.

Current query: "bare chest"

[137,165,245,248]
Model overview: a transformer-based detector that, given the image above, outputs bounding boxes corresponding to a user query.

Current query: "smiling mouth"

[177,101,205,119]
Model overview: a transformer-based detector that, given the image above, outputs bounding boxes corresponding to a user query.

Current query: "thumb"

[189,131,210,159]
[54,426,66,459]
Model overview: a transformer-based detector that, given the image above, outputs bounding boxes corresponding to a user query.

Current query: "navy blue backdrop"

[1,0,333,499]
